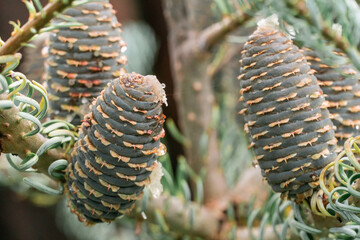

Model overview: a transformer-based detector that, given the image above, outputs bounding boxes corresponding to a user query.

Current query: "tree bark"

[0,94,66,176]
[163,0,229,205]
[133,194,221,239]
[163,0,250,206]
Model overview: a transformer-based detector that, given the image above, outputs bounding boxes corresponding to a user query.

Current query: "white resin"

[147,160,164,198]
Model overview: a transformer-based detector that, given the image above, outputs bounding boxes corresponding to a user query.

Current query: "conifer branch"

[286,0,360,70]
[180,10,250,58]
[0,94,66,176]
[197,12,250,52]
[133,194,220,239]
[0,0,74,57]
[133,195,293,239]
[129,169,270,239]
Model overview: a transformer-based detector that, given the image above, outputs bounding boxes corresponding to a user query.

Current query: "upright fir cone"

[43,0,127,124]
[302,47,360,148]
[238,16,337,202]
[66,73,167,224]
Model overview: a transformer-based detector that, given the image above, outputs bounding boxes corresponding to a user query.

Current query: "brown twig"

[132,194,221,239]
[197,12,250,53]
[0,0,74,57]
[233,225,297,240]
[132,193,295,240]
[0,0,74,175]
[180,10,250,58]
[0,94,66,176]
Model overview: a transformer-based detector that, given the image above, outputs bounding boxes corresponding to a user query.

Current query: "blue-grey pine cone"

[302,48,360,148]
[66,73,166,224]
[44,0,127,124]
[238,25,337,202]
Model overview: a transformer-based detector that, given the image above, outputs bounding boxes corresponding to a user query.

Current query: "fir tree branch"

[164,0,252,208]
[234,225,286,240]
[180,10,250,57]
[196,12,250,52]
[0,0,74,58]
[287,0,348,50]
[130,170,270,239]
[133,194,220,239]
[184,0,218,31]
[163,0,225,206]
[134,194,292,239]
[286,0,360,70]
[0,94,66,176]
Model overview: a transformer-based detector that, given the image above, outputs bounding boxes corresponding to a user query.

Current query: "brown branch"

[133,194,221,239]
[0,0,75,170]
[184,0,218,31]
[162,0,188,45]
[197,12,251,52]
[129,167,272,239]
[163,0,251,206]
[233,225,298,240]
[230,167,270,208]
[162,0,188,27]
[0,94,66,176]
[163,0,221,205]
[0,0,74,57]
[235,226,280,240]
[132,194,295,240]
[180,10,250,58]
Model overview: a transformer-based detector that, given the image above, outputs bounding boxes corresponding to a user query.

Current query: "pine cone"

[302,48,360,147]
[238,23,337,202]
[66,73,166,224]
[44,0,127,124]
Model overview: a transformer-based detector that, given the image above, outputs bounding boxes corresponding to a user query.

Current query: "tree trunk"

[162,0,228,205]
